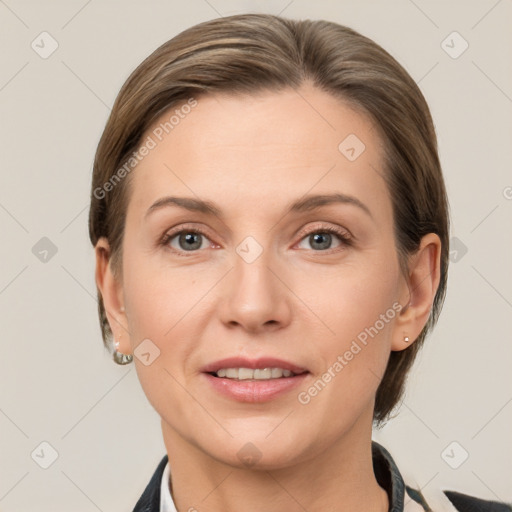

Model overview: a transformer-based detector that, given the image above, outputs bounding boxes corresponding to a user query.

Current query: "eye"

[296,225,352,252]
[161,227,213,255]
[160,223,352,256]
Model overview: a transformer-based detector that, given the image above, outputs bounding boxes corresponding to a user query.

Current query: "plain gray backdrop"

[0,1,511,510]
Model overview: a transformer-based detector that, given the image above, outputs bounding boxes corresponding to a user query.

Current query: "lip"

[200,357,308,374]
[200,357,310,403]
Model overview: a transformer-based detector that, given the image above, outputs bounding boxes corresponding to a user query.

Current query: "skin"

[95,82,441,512]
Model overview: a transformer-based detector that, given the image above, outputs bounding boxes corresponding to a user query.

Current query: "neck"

[161,411,389,512]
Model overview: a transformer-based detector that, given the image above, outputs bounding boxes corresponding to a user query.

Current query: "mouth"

[208,367,307,380]
[201,357,310,402]
[201,356,309,379]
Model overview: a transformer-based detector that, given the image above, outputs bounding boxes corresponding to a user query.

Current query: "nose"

[217,246,293,334]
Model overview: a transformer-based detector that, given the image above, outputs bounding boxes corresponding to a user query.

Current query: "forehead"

[127,85,390,220]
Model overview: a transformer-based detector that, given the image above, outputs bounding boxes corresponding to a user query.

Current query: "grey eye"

[168,231,209,251]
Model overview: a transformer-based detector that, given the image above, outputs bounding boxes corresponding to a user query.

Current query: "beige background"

[0,0,511,510]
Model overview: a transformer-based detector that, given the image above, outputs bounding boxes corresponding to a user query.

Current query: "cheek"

[121,248,217,383]
[123,270,172,341]
[298,254,399,404]
[122,246,200,338]
[297,254,399,349]
[120,252,202,417]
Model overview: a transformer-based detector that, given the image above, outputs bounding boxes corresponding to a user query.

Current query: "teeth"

[214,367,297,380]
[238,368,254,380]
[254,368,272,379]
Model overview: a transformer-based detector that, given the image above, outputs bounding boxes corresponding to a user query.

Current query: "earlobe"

[391,233,441,352]
[94,237,130,353]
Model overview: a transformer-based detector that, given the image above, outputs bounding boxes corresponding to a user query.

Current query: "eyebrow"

[144,193,373,220]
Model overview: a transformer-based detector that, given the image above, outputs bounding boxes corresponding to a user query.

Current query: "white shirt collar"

[160,461,177,512]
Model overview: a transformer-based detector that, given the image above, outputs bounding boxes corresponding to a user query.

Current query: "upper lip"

[201,357,309,374]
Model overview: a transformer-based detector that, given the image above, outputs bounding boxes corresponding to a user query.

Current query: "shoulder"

[372,440,512,512]
[407,485,512,512]
[443,489,512,512]
[405,480,512,512]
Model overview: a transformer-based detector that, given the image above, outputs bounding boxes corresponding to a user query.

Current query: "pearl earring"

[113,332,133,365]
[404,336,410,343]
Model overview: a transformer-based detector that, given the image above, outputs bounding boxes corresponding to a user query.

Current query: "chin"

[202,433,313,471]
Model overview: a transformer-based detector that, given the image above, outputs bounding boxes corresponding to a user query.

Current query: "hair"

[88,13,450,426]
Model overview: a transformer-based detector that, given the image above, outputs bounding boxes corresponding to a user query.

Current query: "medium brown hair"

[89,13,449,425]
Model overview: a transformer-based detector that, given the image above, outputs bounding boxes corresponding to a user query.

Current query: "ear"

[94,237,131,354]
[391,233,442,352]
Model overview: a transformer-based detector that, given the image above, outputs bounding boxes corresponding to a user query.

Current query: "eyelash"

[159,223,353,257]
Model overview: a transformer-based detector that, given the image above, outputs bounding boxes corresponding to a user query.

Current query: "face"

[109,84,410,468]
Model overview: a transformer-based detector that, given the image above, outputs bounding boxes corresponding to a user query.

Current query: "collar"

[134,440,454,511]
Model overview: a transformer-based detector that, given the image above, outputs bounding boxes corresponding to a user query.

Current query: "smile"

[211,367,304,380]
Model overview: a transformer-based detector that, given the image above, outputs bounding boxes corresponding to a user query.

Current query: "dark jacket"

[133,441,512,511]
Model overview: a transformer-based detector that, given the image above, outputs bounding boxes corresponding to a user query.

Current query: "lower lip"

[202,372,309,402]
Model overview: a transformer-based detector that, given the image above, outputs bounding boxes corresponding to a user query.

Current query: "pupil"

[311,233,331,250]
[180,233,201,250]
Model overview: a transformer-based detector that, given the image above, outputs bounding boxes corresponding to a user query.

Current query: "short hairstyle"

[89,13,450,426]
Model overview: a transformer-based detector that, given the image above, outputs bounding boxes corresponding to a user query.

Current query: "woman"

[89,14,511,512]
